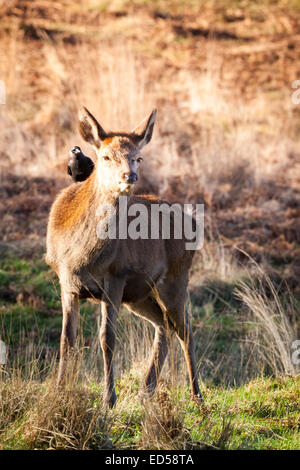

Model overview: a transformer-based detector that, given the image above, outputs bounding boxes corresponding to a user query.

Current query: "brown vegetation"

[0,0,299,450]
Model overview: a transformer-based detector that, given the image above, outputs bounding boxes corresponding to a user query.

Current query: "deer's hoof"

[191,393,204,407]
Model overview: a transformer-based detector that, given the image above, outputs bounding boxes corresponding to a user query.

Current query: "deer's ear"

[131,109,157,149]
[78,107,107,149]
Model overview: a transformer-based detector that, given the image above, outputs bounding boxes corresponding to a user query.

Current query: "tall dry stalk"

[235,270,297,377]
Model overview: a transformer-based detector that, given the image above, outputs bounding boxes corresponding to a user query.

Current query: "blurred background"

[0,0,299,450]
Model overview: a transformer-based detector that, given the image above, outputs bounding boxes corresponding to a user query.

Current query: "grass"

[0,0,300,451]
[1,365,299,450]
[0,376,110,450]
[187,376,300,450]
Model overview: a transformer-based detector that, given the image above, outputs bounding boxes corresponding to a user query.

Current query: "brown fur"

[51,171,97,231]
[46,108,201,406]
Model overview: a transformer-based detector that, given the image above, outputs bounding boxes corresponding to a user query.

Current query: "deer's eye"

[137,157,143,163]
[103,156,111,161]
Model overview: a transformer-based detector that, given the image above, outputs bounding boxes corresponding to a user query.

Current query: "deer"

[45,107,202,407]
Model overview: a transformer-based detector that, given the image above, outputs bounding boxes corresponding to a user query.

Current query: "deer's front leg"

[57,291,79,385]
[99,277,124,407]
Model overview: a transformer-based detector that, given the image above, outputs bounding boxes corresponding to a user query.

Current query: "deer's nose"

[124,172,138,184]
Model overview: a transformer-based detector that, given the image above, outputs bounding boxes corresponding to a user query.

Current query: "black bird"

[68,146,94,182]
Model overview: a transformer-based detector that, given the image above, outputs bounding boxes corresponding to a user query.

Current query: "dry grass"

[0,367,110,450]
[235,265,298,377]
[0,0,299,450]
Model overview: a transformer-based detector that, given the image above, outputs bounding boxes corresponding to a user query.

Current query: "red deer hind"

[46,107,201,406]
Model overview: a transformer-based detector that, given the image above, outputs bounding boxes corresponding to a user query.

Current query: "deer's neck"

[92,162,124,207]
[87,163,131,245]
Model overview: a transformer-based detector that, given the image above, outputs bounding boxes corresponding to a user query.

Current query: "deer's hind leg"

[126,296,172,396]
[158,277,202,401]
[57,290,79,385]
[176,310,202,401]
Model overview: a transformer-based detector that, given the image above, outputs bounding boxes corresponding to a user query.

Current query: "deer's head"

[78,107,157,194]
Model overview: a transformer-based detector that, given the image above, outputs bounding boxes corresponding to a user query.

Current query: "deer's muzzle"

[124,172,138,184]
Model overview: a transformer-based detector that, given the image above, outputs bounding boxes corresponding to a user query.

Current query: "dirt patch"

[0,173,65,242]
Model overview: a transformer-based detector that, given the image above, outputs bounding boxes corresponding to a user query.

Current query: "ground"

[0,0,299,450]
